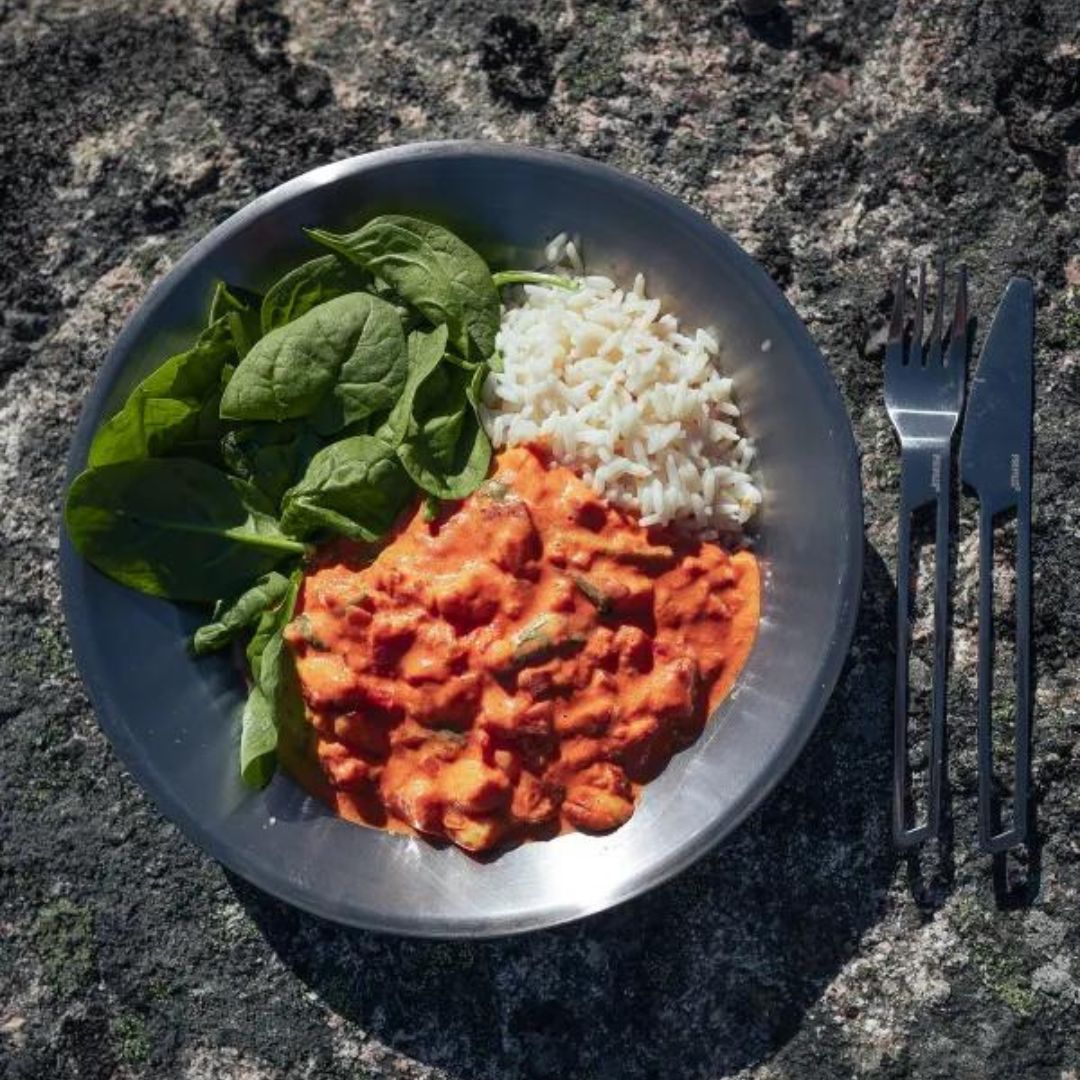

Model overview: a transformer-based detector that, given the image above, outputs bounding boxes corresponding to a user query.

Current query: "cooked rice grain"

[481,273,761,538]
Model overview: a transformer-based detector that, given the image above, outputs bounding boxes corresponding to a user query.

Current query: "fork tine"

[910,262,926,367]
[929,255,945,366]
[887,265,907,372]
[948,264,968,371]
[888,265,907,342]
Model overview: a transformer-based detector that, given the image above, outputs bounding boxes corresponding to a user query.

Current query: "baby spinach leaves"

[397,361,491,500]
[370,322,489,501]
[221,421,322,505]
[65,458,306,602]
[88,317,236,468]
[209,281,263,359]
[307,215,500,363]
[219,292,407,433]
[260,254,371,334]
[241,569,304,788]
[64,213,565,789]
[374,324,449,447]
[239,679,279,789]
[192,571,293,656]
[281,435,413,542]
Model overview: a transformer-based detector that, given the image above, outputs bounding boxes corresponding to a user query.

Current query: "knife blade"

[959,275,1034,854]
[959,277,1034,507]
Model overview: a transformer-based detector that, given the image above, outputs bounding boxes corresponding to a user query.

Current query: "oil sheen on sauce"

[283,445,760,853]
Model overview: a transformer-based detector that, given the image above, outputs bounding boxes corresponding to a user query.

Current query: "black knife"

[958,276,1034,853]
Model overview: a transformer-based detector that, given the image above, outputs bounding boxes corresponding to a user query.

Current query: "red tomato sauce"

[283,445,760,852]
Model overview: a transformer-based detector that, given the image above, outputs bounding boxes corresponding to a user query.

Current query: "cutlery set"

[885,266,1034,853]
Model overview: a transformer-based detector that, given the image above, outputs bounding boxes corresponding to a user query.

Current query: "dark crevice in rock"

[757,225,795,288]
[802,18,865,70]
[744,6,795,51]
[230,0,291,70]
[480,14,555,110]
[285,61,333,110]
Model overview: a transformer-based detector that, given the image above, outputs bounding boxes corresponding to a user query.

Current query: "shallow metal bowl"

[60,142,862,938]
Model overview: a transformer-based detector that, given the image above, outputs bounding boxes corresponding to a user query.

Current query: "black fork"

[884,260,969,847]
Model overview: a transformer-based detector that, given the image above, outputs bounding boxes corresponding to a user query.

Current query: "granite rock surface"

[1,1,1079,1077]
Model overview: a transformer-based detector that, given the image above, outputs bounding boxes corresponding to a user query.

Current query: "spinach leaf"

[88,318,235,469]
[396,361,492,499]
[260,254,371,335]
[239,684,277,788]
[374,323,449,448]
[219,292,407,433]
[209,281,263,359]
[192,571,292,656]
[491,270,578,291]
[229,312,260,360]
[306,216,500,363]
[208,281,253,324]
[241,569,305,788]
[241,640,306,788]
[171,379,237,464]
[64,458,306,602]
[246,600,281,685]
[221,422,323,505]
[280,435,413,542]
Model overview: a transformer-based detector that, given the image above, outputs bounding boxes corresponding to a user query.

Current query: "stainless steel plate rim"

[60,141,863,939]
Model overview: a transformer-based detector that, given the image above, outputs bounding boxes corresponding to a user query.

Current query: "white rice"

[481,259,761,539]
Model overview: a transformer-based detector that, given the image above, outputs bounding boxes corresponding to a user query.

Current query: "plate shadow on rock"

[228,542,897,1079]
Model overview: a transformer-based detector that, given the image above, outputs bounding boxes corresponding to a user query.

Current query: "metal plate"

[59,142,863,938]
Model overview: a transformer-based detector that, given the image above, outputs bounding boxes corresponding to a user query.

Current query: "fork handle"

[975,497,1032,853]
[893,444,949,847]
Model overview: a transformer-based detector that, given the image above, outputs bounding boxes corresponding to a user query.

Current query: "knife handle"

[976,497,1032,853]
[892,445,949,848]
